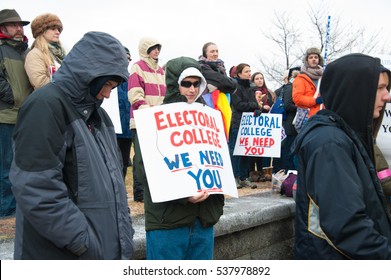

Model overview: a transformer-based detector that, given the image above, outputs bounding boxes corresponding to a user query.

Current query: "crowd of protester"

[1,8,391,260]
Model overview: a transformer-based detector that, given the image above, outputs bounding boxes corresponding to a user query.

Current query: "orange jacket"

[292,74,321,117]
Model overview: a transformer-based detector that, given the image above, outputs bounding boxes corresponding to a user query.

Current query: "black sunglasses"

[180,80,201,88]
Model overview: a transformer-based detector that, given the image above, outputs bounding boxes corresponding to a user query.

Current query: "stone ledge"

[132,191,296,260]
[0,191,296,260]
[216,191,295,235]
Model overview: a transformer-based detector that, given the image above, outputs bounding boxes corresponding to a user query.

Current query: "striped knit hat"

[31,13,63,38]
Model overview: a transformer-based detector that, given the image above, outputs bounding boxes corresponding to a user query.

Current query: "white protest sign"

[101,87,122,134]
[377,103,391,166]
[372,54,391,165]
[233,113,282,158]
[134,102,238,203]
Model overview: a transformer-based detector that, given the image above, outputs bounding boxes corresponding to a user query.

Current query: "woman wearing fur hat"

[292,47,324,118]
[25,13,66,89]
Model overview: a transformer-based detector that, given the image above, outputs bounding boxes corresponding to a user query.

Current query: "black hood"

[53,31,129,119]
[320,53,383,156]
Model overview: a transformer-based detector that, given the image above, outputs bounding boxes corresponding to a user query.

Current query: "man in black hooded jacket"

[293,53,391,259]
[10,31,134,259]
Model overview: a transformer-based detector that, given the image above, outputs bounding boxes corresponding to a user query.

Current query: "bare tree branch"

[258,3,387,89]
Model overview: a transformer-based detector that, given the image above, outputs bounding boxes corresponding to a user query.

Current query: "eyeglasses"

[5,22,23,28]
[180,80,201,88]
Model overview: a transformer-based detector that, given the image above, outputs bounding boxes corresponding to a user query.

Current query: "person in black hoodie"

[293,53,391,259]
[10,32,134,259]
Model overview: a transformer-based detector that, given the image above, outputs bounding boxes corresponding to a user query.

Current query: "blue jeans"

[146,218,214,260]
[229,128,249,180]
[0,124,16,217]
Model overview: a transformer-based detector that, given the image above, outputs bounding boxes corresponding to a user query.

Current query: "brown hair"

[251,72,269,89]
[236,63,250,77]
[251,71,276,102]
[202,42,216,58]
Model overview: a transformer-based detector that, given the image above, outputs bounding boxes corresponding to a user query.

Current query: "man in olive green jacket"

[0,9,33,217]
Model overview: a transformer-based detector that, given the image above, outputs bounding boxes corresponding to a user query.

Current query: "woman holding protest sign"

[143,56,225,260]
[229,63,259,189]
[249,72,277,174]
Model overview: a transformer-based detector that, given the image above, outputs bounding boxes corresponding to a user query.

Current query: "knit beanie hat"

[304,47,324,67]
[31,13,63,39]
[229,65,237,78]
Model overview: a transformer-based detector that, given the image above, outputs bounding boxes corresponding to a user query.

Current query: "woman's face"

[206,44,219,61]
[43,26,61,43]
[148,46,160,60]
[238,66,251,80]
[253,73,264,87]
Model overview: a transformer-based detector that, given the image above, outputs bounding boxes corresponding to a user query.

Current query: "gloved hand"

[254,109,262,117]
[315,97,323,104]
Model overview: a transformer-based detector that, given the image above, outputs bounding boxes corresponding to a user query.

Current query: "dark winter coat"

[10,32,135,260]
[230,78,259,130]
[293,54,391,259]
[0,33,33,123]
[281,82,297,136]
[199,59,237,94]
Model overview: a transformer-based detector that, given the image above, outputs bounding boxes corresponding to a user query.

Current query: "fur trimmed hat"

[31,13,63,38]
[304,47,324,67]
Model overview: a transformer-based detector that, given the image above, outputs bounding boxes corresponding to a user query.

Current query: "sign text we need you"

[233,112,282,158]
[134,102,237,203]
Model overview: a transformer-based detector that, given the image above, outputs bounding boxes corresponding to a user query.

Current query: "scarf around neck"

[199,56,227,74]
[301,64,323,80]
[0,32,28,53]
[49,42,66,64]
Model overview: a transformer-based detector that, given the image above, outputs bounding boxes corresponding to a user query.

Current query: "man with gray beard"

[0,9,33,217]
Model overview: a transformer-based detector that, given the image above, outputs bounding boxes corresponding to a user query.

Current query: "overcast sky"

[3,0,391,88]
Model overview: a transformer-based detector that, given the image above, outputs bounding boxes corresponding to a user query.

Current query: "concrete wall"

[132,192,296,260]
[0,192,295,260]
